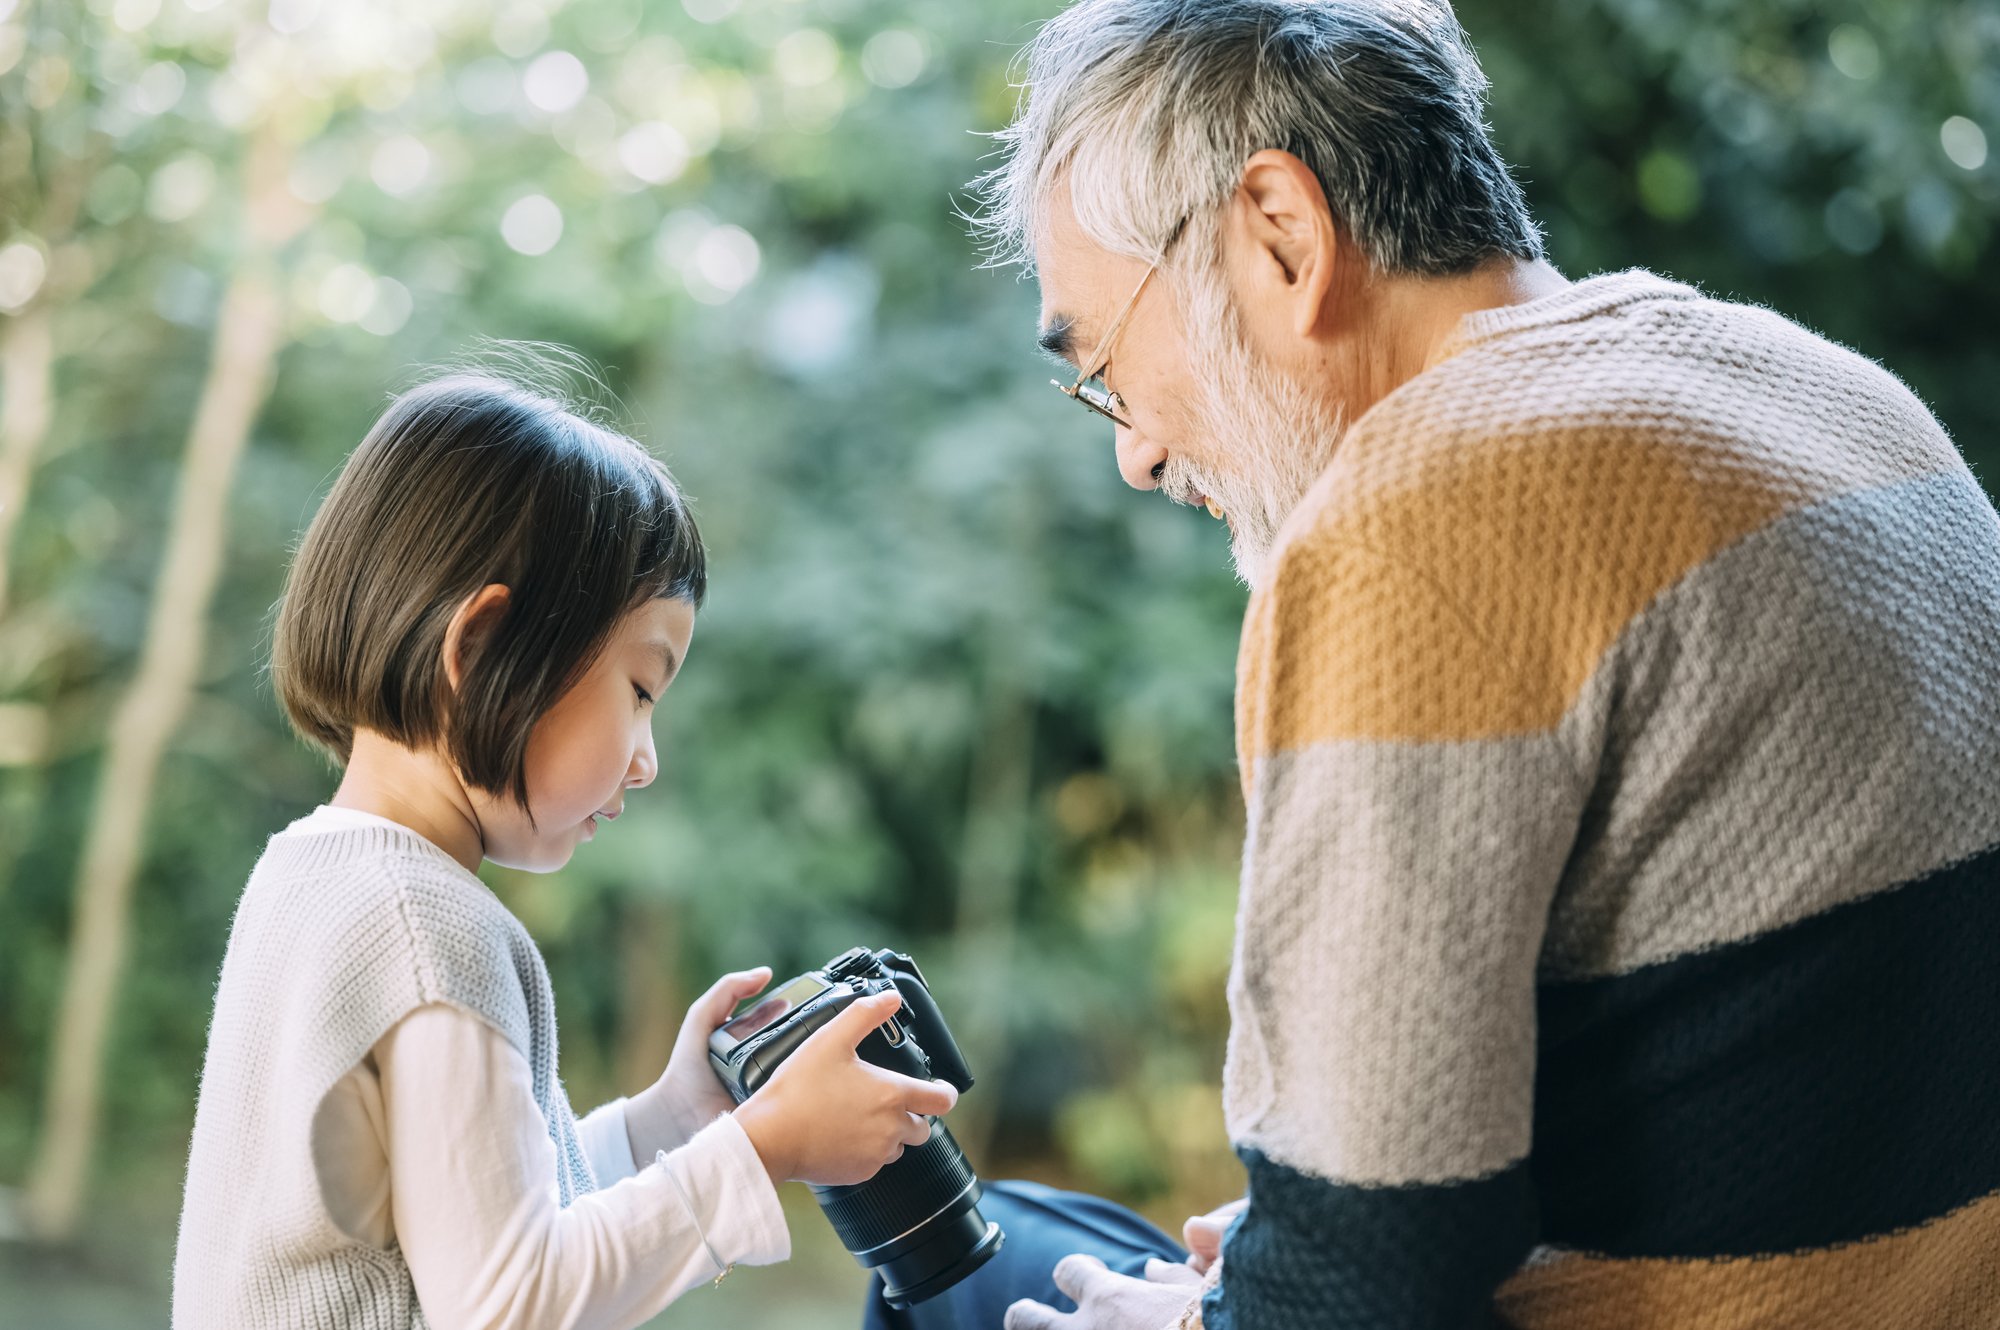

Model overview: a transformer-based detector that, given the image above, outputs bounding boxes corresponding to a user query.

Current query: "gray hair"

[971,0,1543,275]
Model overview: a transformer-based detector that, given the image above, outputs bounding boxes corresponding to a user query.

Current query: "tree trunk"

[21,130,302,1241]
[0,146,91,624]
[616,900,683,1094]
[0,304,55,622]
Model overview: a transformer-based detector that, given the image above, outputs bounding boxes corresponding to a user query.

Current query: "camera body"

[708,946,975,1104]
[708,947,1004,1307]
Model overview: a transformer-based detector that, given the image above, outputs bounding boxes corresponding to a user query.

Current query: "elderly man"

[868,1,2000,1327]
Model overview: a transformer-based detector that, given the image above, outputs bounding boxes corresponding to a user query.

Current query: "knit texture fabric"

[173,823,596,1329]
[1203,270,2000,1329]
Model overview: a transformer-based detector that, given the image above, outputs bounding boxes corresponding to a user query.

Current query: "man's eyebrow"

[1038,315,1081,366]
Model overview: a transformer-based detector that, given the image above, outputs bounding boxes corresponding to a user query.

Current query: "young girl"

[172,371,956,1329]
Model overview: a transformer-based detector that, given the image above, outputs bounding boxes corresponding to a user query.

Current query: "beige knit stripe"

[1540,466,2000,979]
[1238,410,1959,758]
[1493,1185,2000,1330]
[1223,727,1581,1187]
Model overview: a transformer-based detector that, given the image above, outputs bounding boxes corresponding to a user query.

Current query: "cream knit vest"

[172,824,596,1328]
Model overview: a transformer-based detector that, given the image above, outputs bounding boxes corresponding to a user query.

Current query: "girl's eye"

[633,684,655,707]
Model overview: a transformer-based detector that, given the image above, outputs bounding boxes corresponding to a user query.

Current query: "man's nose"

[1114,424,1166,491]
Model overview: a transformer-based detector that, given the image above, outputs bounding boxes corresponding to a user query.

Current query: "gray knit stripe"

[1542,464,2000,980]
[1227,725,1584,1187]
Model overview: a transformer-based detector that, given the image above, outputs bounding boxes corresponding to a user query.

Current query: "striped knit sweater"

[1203,270,2000,1329]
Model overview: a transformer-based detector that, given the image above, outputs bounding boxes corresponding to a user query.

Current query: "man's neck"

[331,730,487,873]
[1332,256,1570,424]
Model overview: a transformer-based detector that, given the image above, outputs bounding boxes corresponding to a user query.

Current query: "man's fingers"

[1182,1219,1224,1275]
[1145,1257,1202,1287]
[1051,1252,1108,1302]
[1003,1298,1066,1330]
[1183,1195,1247,1270]
[900,1112,934,1147]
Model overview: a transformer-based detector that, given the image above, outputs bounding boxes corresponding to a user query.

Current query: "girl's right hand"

[733,991,959,1187]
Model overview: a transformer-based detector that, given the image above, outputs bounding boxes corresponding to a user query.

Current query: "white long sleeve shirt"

[298,806,790,1330]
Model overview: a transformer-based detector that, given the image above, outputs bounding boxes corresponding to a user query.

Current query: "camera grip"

[886,967,975,1093]
[855,1020,934,1082]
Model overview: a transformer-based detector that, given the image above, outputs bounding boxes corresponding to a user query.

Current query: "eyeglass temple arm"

[1074,263,1161,387]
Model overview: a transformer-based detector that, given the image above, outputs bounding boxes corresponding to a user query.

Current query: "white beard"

[1159,265,1347,590]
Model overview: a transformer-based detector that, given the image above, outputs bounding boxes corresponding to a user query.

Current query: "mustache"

[1156,455,1217,509]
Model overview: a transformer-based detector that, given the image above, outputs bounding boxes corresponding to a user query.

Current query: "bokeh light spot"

[524,50,588,113]
[0,240,48,312]
[617,121,690,185]
[501,194,563,255]
[861,30,926,90]
[686,224,759,304]
[370,135,432,196]
[1636,149,1701,222]
[1941,117,1988,173]
[1824,188,1883,254]
[1827,25,1880,82]
[147,153,216,223]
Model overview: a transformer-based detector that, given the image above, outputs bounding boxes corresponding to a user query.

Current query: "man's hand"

[1004,1255,1203,1330]
[1182,1197,1247,1274]
[625,965,774,1159]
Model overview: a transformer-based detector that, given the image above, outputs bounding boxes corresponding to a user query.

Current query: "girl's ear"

[441,583,512,691]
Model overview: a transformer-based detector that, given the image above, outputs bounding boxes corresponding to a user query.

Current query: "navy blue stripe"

[1534,839,2000,1257]
[1202,1148,1536,1329]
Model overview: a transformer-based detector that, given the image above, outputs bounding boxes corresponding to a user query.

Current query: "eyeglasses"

[1051,217,1187,429]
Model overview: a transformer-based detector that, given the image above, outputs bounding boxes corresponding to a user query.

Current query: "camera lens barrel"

[813,1120,1004,1307]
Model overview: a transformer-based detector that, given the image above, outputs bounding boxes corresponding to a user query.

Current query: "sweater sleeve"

[1206,535,1587,1329]
[378,1004,789,1330]
[574,1098,639,1188]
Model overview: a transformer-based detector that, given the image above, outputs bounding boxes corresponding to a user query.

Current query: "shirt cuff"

[575,1096,640,1187]
[652,1113,790,1269]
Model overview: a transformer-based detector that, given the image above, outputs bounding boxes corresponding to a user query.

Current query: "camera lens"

[812,1119,1004,1307]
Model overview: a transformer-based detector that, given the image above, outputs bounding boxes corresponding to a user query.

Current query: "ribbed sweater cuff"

[655,1113,791,1269]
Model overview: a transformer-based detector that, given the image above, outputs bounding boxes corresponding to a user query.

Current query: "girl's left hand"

[625,965,773,1159]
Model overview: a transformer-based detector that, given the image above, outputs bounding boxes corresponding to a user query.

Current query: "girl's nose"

[628,728,659,789]
[1114,423,1167,492]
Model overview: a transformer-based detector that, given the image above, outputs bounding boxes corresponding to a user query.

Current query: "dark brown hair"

[271,370,707,809]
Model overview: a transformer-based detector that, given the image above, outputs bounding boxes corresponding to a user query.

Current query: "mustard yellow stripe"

[1239,425,1953,756]
[1493,1187,2000,1330]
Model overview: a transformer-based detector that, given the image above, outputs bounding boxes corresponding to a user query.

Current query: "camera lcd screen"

[713,975,833,1054]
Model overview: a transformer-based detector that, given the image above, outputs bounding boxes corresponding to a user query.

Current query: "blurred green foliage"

[0,0,1992,1322]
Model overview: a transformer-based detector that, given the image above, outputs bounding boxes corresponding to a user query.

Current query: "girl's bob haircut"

[271,369,706,810]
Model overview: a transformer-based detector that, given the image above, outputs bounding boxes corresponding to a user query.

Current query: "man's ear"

[1232,149,1340,338]
[441,583,511,692]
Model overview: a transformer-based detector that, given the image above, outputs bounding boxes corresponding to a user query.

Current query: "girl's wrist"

[625,1079,697,1161]
[731,1096,792,1188]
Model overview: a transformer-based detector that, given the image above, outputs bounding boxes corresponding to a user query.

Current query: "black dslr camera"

[707,946,1005,1306]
